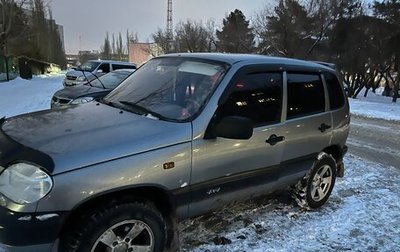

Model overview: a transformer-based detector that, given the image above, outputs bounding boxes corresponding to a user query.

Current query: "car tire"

[60,201,167,252]
[292,152,337,209]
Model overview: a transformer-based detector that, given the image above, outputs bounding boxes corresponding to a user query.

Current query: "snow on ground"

[0,73,64,118]
[180,154,400,251]
[349,88,400,121]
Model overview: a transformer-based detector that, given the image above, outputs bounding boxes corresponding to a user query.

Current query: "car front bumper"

[0,205,67,251]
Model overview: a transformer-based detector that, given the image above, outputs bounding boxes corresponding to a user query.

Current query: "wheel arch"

[57,185,176,241]
[322,144,345,162]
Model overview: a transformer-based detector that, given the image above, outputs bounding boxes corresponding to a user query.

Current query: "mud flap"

[337,159,345,177]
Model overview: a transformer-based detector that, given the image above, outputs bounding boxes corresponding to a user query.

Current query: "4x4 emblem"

[206,187,221,195]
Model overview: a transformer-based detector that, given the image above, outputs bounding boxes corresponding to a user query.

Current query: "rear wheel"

[60,202,166,252]
[292,153,337,209]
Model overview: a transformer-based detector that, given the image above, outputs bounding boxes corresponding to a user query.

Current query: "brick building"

[128,42,163,66]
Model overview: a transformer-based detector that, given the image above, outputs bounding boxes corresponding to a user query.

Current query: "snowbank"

[0,74,64,118]
[349,88,400,121]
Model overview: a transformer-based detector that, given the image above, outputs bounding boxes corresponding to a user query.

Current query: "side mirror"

[215,116,253,140]
[97,69,103,73]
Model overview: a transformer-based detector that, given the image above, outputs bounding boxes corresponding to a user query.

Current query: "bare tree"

[152,27,174,54]
[0,0,27,80]
[174,20,211,53]
[304,0,342,58]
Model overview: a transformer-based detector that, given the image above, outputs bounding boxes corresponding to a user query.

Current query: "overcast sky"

[51,0,270,54]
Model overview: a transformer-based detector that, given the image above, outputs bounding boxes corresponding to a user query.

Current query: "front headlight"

[0,163,53,204]
[76,76,86,82]
[71,97,94,105]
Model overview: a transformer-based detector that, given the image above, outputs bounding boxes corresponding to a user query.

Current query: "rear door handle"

[318,123,331,133]
[266,134,285,146]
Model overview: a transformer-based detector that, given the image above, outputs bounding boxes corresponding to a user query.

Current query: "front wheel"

[292,153,337,209]
[60,202,167,252]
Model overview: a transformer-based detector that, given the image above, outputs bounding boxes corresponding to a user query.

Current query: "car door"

[279,72,332,184]
[189,68,286,217]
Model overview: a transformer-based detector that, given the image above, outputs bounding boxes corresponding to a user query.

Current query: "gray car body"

[0,53,349,250]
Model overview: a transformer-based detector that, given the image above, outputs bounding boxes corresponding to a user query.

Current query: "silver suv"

[0,54,349,252]
[64,60,137,87]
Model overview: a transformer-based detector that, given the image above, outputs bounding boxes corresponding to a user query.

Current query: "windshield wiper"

[119,100,165,120]
[78,69,106,89]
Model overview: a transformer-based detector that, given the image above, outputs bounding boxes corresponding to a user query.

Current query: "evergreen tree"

[101,32,111,59]
[258,0,313,58]
[117,32,124,60]
[111,33,116,58]
[216,9,255,53]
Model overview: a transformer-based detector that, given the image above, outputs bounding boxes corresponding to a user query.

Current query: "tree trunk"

[372,74,383,93]
[392,78,399,103]
[5,56,9,81]
[392,57,400,102]
[353,85,363,98]
[364,87,370,97]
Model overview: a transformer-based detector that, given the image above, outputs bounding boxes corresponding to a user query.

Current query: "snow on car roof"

[159,53,335,72]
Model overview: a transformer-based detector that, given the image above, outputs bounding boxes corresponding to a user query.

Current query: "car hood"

[1,103,192,175]
[54,85,109,100]
[66,70,90,78]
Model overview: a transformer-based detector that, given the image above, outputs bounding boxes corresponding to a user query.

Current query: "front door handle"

[318,123,331,133]
[266,134,285,146]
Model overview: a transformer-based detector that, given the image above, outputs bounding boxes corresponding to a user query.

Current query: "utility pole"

[167,0,173,52]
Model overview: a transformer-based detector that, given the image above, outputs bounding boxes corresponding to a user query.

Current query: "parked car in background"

[0,53,349,252]
[52,69,135,108]
[63,60,136,87]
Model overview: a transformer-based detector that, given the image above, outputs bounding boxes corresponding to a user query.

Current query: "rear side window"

[98,63,110,73]
[219,72,283,126]
[287,73,325,119]
[324,72,345,110]
[112,64,136,70]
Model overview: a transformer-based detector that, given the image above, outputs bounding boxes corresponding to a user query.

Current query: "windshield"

[79,61,101,72]
[90,71,132,89]
[104,57,228,121]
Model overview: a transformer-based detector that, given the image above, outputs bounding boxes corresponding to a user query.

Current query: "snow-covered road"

[348,115,400,169]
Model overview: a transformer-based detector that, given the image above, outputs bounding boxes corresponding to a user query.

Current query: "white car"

[63,60,136,87]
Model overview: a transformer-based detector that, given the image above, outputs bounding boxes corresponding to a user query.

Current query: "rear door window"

[287,73,325,119]
[324,72,345,110]
[98,63,110,73]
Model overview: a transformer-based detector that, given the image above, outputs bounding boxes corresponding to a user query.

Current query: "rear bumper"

[0,206,67,250]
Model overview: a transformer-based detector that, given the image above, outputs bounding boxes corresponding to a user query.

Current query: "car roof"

[159,53,335,72]
[87,60,136,66]
[110,69,136,74]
